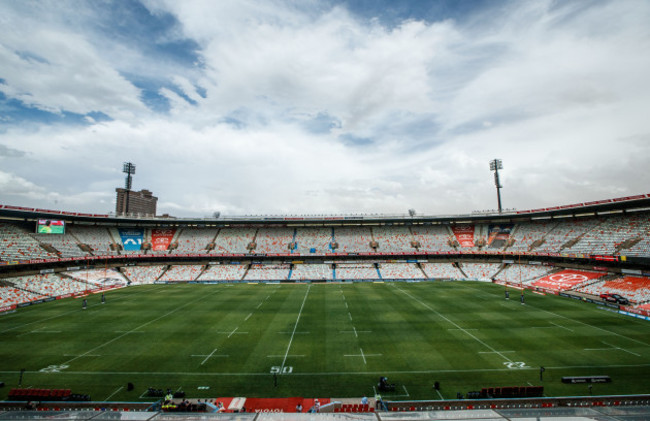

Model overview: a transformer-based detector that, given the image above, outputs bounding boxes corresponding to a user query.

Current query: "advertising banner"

[451,225,475,248]
[533,269,604,291]
[487,224,514,248]
[151,228,176,251]
[118,228,143,251]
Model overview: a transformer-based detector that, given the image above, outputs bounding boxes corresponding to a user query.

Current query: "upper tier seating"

[372,226,415,252]
[294,228,332,254]
[67,226,117,256]
[255,227,294,254]
[211,228,257,254]
[334,227,374,253]
[174,228,217,253]
[0,223,57,261]
[411,226,456,252]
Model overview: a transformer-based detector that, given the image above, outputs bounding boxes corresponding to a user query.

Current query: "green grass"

[1,281,649,402]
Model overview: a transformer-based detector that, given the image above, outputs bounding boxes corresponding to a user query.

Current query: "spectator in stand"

[296,403,302,412]
[361,396,369,405]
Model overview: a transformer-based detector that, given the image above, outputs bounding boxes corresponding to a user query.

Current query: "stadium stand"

[211,227,257,254]
[255,227,294,254]
[7,273,90,297]
[120,265,166,284]
[372,226,415,252]
[378,263,424,279]
[158,265,204,282]
[66,268,128,288]
[334,227,374,253]
[173,228,217,253]
[244,264,290,281]
[67,225,117,256]
[420,262,464,279]
[294,227,333,254]
[0,222,57,261]
[411,225,456,252]
[459,263,503,281]
[335,263,379,280]
[0,285,45,306]
[495,264,555,284]
[506,221,558,252]
[290,263,333,281]
[197,264,247,281]
[578,276,650,303]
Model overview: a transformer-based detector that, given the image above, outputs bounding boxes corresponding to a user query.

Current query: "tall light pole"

[489,159,503,213]
[122,162,136,215]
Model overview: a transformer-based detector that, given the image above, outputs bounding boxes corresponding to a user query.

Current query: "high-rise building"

[115,188,157,216]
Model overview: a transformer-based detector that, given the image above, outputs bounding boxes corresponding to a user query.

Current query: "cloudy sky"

[1,0,649,217]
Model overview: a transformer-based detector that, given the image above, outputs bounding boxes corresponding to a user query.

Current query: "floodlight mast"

[122,162,136,215]
[489,159,503,213]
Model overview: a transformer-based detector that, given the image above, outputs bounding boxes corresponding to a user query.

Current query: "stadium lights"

[489,159,503,213]
[122,162,136,215]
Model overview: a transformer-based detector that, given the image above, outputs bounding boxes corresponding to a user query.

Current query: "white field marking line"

[447,328,478,331]
[343,348,382,365]
[5,363,650,377]
[256,303,263,309]
[550,321,574,332]
[1,284,167,334]
[62,286,223,365]
[104,386,123,402]
[228,327,239,338]
[280,284,311,373]
[601,341,642,357]
[200,349,217,365]
[245,313,253,321]
[478,351,515,354]
[435,389,444,400]
[392,284,513,363]
[63,354,100,357]
[348,312,353,321]
[266,295,271,300]
[402,385,410,397]
[278,331,309,334]
[267,355,306,358]
[345,302,348,309]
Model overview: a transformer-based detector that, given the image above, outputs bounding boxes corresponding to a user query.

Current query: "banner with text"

[151,228,176,251]
[451,225,475,248]
[533,269,604,291]
[118,228,143,251]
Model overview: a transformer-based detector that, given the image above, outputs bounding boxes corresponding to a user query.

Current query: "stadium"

[1,194,650,420]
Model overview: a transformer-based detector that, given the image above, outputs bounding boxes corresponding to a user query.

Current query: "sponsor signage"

[118,229,144,251]
[533,270,604,291]
[151,228,176,251]
[451,225,475,248]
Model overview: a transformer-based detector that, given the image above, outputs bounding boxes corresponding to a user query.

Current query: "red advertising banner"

[451,225,475,248]
[151,228,176,251]
[533,270,604,291]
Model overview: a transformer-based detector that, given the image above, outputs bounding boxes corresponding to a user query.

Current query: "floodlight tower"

[489,159,503,213]
[122,162,136,215]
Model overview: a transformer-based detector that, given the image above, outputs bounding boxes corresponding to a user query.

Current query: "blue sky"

[1,0,649,217]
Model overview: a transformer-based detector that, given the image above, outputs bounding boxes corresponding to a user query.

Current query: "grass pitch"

[1,281,649,402]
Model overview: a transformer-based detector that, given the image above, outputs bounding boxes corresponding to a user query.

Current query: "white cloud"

[1,0,649,216]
